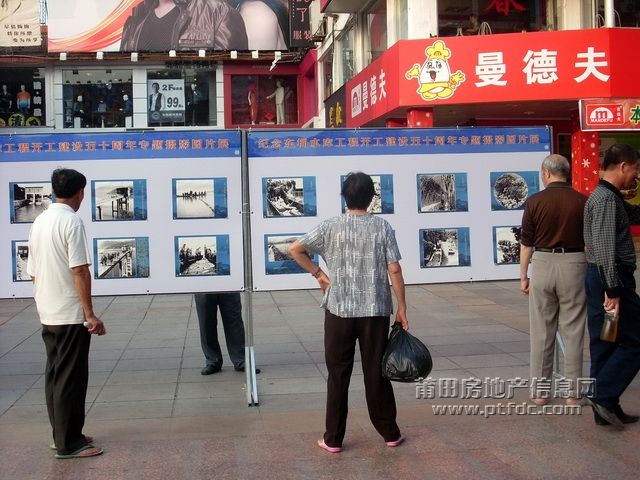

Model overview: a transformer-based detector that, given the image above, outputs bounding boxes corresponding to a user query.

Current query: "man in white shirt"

[27,168,106,459]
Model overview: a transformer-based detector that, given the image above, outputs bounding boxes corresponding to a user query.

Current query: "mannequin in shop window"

[16,85,31,115]
[0,84,12,114]
[73,95,85,128]
[266,79,285,124]
[248,82,257,125]
[187,82,203,126]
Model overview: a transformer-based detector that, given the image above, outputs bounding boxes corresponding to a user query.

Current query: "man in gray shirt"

[289,172,408,453]
[583,143,640,428]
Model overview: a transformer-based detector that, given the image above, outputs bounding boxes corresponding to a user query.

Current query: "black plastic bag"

[381,323,433,382]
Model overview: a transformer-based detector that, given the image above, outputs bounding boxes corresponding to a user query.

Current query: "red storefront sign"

[580,99,640,130]
[346,28,640,127]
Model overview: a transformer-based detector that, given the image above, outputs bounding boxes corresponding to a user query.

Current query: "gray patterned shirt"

[584,180,640,297]
[299,213,401,318]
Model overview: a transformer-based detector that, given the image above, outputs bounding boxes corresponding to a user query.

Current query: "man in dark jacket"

[120,0,248,52]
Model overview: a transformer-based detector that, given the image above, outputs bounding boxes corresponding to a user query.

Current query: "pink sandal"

[317,439,342,453]
[386,435,405,447]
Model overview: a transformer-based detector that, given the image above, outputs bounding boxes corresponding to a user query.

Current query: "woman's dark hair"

[341,172,375,210]
[602,144,640,170]
[51,168,86,199]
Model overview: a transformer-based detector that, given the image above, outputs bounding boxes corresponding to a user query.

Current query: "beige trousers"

[529,251,587,395]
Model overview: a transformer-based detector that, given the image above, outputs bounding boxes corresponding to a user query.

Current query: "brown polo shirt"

[520,182,587,249]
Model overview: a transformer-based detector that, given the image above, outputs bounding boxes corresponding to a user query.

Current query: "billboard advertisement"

[47,0,292,52]
[0,0,41,47]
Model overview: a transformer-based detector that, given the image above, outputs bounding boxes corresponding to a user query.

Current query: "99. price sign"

[147,79,186,124]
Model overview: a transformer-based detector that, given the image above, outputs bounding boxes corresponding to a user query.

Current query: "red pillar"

[406,108,434,128]
[570,110,599,195]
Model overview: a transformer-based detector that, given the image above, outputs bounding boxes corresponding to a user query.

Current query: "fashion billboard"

[47,0,292,52]
[0,0,41,47]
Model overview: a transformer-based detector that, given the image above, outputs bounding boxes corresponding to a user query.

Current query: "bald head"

[541,154,570,182]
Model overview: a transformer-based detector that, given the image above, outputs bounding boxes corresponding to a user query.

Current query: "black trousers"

[42,324,91,455]
[323,310,400,447]
[586,266,640,408]
[194,292,246,369]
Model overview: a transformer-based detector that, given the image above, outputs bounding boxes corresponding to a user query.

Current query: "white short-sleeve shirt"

[27,203,92,325]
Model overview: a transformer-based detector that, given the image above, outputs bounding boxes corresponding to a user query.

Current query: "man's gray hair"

[541,154,570,179]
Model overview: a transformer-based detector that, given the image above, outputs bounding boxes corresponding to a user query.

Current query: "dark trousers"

[323,310,400,447]
[42,324,91,455]
[194,293,246,369]
[585,265,640,408]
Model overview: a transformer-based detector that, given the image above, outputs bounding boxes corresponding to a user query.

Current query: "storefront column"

[406,107,433,128]
[570,128,600,195]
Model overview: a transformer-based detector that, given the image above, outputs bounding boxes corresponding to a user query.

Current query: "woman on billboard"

[120,0,248,51]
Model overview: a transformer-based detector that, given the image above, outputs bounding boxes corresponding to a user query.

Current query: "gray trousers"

[194,293,246,369]
[529,252,587,395]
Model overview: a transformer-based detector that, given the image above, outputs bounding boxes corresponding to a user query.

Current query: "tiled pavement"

[1,281,639,479]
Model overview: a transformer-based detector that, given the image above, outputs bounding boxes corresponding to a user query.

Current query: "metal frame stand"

[241,130,259,406]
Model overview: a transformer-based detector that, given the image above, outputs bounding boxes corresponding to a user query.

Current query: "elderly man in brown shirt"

[520,154,587,405]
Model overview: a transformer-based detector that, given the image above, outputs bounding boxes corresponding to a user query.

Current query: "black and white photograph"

[173,178,224,219]
[490,171,540,210]
[264,177,305,217]
[417,173,468,213]
[420,228,471,268]
[94,237,149,279]
[11,240,30,282]
[92,179,148,221]
[340,174,394,214]
[9,182,53,223]
[176,236,217,276]
[493,226,522,264]
[264,233,316,275]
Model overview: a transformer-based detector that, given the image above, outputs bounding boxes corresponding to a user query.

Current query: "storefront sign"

[324,85,346,128]
[580,99,640,131]
[0,0,42,47]
[346,28,640,127]
[290,0,313,47]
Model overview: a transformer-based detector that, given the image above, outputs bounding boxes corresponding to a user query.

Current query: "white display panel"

[2,131,243,298]
[248,127,551,290]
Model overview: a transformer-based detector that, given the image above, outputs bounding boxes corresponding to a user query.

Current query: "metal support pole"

[604,0,615,27]
[240,130,259,406]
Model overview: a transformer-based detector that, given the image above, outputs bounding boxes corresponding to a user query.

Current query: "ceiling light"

[59,52,67,61]
[252,50,259,59]
[198,49,206,58]
[230,50,238,59]
[169,50,177,57]
[96,51,104,60]
[131,52,138,62]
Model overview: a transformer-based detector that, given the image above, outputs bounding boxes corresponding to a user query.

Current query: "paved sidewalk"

[1,282,639,480]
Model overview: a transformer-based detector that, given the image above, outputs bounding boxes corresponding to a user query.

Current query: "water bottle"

[600,309,619,342]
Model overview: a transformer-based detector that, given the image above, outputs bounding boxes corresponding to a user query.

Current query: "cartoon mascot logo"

[405,40,465,101]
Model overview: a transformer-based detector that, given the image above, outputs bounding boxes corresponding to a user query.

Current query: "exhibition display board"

[2,127,551,298]
[248,127,550,290]
[2,131,244,297]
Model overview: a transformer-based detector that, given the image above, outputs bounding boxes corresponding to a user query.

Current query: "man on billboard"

[120,0,248,52]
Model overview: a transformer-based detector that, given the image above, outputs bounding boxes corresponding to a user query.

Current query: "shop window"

[62,69,132,128]
[322,50,334,100]
[230,75,298,126]
[338,26,356,84]
[366,0,387,62]
[596,1,640,27]
[148,67,216,127]
[438,0,549,37]
[0,68,46,128]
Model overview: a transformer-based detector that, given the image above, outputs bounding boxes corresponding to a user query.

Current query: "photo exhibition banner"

[1,130,244,297]
[247,127,551,290]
